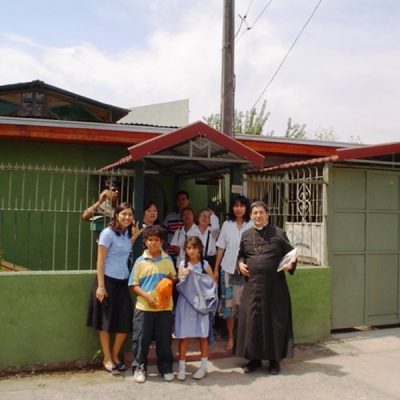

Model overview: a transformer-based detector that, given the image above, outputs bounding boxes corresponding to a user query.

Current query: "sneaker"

[177,370,186,381]
[163,372,175,382]
[192,368,207,380]
[133,365,146,383]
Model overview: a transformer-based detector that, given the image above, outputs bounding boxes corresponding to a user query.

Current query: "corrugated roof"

[252,155,338,173]
[249,141,400,173]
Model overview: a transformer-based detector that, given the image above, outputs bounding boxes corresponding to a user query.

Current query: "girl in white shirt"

[170,207,201,268]
[214,195,253,351]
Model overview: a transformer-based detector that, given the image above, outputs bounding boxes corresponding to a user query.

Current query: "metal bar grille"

[245,166,327,265]
[0,163,134,271]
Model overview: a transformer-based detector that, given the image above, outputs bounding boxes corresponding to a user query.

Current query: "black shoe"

[243,359,262,373]
[268,360,280,375]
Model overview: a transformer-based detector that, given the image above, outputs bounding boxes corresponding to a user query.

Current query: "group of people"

[84,184,297,383]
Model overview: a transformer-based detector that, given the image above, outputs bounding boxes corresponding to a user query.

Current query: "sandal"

[103,362,120,375]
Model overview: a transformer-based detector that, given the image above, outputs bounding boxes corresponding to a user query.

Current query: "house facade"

[1,80,399,370]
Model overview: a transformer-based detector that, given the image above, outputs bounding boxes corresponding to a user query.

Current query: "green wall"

[0,140,127,168]
[0,266,330,370]
[0,271,99,369]
[289,266,331,343]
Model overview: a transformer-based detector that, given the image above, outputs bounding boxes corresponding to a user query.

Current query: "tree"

[285,118,307,139]
[349,135,363,144]
[203,100,270,135]
[203,113,221,131]
[313,127,338,142]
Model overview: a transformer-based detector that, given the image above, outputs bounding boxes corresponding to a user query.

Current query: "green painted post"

[132,161,145,261]
[230,165,243,196]
[133,161,144,222]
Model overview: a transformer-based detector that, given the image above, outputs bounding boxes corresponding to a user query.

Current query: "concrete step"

[124,337,233,367]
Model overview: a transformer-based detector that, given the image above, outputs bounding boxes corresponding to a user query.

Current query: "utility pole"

[220,0,235,137]
[221,1,242,198]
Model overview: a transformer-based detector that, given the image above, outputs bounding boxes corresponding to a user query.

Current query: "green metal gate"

[329,167,400,328]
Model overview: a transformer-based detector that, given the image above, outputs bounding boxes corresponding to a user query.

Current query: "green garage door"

[330,167,400,329]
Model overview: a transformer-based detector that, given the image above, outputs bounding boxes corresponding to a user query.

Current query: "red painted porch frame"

[127,121,265,168]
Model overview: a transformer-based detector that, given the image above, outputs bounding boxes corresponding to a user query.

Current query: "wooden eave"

[336,142,400,160]
[238,139,337,157]
[1,117,351,160]
[0,123,158,146]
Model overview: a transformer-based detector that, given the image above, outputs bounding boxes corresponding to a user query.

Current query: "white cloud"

[0,0,399,144]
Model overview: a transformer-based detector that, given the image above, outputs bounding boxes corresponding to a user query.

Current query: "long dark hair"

[228,195,251,222]
[183,236,204,269]
[109,202,134,237]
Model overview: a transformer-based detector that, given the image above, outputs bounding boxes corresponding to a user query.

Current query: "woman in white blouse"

[213,195,253,351]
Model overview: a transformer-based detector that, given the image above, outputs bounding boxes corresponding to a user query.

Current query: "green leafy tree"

[349,135,363,144]
[285,118,307,139]
[203,113,221,131]
[203,100,270,135]
[313,127,338,142]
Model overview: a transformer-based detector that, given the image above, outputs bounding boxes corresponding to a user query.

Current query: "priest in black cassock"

[235,200,296,375]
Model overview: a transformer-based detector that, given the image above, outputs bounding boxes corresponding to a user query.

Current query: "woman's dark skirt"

[86,275,133,333]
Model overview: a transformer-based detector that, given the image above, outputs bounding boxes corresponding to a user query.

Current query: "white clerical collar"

[255,224,268,231]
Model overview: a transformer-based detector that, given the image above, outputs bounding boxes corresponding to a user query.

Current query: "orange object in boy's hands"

[155,278,173,309]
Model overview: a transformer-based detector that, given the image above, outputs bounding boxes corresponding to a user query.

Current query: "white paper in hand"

[278,248,297,272]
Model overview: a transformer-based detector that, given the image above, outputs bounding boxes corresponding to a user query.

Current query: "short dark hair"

[228,195,251,222]
[142,224,166,241]
[144,200,158,211]
[181,207,197,224]
[176,190,189,200]
[104,178,119,190]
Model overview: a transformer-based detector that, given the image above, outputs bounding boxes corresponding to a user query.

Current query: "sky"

[0,0,399,144]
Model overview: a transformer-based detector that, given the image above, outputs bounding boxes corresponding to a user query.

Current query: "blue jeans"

[131,309,173,374]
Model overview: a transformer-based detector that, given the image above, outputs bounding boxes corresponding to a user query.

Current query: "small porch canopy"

[100,121,265,176]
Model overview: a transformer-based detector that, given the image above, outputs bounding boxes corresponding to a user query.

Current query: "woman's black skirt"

[86,275,133,333]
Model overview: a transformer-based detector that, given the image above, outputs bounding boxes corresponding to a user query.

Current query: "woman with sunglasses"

[82,181,120,221]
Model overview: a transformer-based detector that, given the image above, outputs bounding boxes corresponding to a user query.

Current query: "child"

[175,236,217,381]
[129,225,176,383]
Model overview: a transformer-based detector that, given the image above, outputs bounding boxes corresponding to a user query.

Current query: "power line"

[251,0,323,110]
[235,0,254,38]
[236,0,273,44]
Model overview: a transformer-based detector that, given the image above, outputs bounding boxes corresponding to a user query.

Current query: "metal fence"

[245,166,328,265]
[0,163,134,271]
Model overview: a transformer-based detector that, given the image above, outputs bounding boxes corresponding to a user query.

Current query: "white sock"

[200,357,208,370]
[179,360,186,372]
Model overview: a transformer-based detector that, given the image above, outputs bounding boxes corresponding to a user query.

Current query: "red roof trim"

[127,121,265,168]
[99,155,132,171]
[250,155,338,173]
[336,142,400,160]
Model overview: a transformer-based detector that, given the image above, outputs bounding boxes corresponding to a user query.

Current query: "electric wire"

[236,0,273,44]
[235,0,254,38]
[251,0,323,110]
